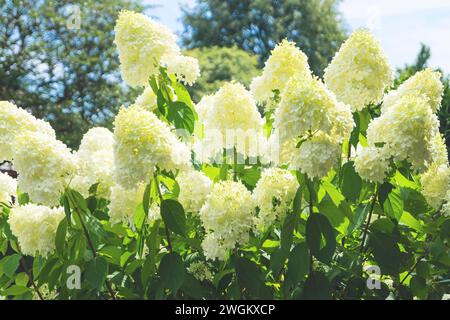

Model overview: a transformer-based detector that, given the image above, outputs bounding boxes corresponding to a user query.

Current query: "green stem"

[67,194,116,300]
[233,146,238,182]
[20,256,44,300]
[154,171,173,253]
[360,186,378,253]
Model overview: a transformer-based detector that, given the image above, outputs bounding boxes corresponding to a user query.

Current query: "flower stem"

[20,256,44,300]
[360,186,378,253]
[154,171,173,253]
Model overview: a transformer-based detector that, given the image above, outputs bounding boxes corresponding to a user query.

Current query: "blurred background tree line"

[1,0,449,151]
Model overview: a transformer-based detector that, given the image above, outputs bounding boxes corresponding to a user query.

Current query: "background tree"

[185,46,260,102]
[181,0,347,75]
[394,44,450,156]
[0,0,146,147]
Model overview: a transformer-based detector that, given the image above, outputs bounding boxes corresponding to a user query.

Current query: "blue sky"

[146,0,450,73]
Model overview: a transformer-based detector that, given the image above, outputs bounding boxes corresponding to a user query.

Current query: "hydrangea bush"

[0,11,449,300]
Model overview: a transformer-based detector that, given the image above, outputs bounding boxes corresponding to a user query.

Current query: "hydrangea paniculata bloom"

[200,180,255,260]
[0,101,55,161]
[421,163,450,210]
[250,40,311,109]
[0,172,16,204]
[71,128,115,198]
[113,105,190,188]
[366,94,438,171]
[324,29,392,111]
[8,204,64,257]
[253,168,299,230]
[383,69,443,113]
[177,170,212,214]
[354,145,390,183]
[114,11,199,87]
[13,131,77,206]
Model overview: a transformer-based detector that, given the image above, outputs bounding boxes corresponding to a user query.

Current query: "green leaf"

[143,183,152,216]
[160,199,186,236]
[378,182,393,206]
[321,181,345,206]
[55,218,68,258]
[368,232,401,276]
[269,248,288,277]
[134,204,146,232]
[292,186,303,214]
[281,213,299,253]
[181,274,211,299]
[172,81,194,109]
[0,254,21,278]
[410,276,427,299]
[235,256,267,298]
[159,253,185,293]
[284,243,309,291]
[341,162,362,202]
[2,285,30,296]
[383,189,403,220]
[85,256,108,290]
[68,189,89,213]
[306,213,336,264]
[348,203,370,234]
[400,211,423,232]
[303,271,332,300]
[167,101,196,134]
[62,195,71,225]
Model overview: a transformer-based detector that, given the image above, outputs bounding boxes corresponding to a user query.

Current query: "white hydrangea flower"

[0,101,55,161]
[195,94,215,125]
[354,145,390,183]
[161,53,200,86]
[0,172,16,204]
[253,168,299,230]
[200,180,255,260]
[201,232,228,261]
[134,86,157,110]
[429,134,449,166]
[8,204,64,257]
[114,11,199,87]
[274,75,354,147]
[383,69,443,113]
[366,95,438,172]
[324,29,392,111]
[114,10,179,87]
[421,163,450,210]
[113,105,190,189]
[177,170,212,214]
[71,128,115,198]
[108,183,160,224]
[187,261,214,282]
[13,131,77,207]
[200,82,266,160]
[250,39,311,108]
[293,133,341,179]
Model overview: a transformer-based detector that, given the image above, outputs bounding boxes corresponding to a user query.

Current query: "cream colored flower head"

[161,53,200,86]
[177,169,212,214]
[354,145,390,183]
[293,133,341,179]
[253,168,299,230]
[71,127,115,198]
[13,131,77,207]
[274,75,352,145]
[200,180,255,260]
[0,172,16,205]
[421,163,450,210]
[134,86,157,111]
[366,94,438,172]
[324,29,392,111]
[114,11,199,87]
[108,183,159,224]
[8,204,64,257]
[250,39,311,108]
[383,68,443,113]
[113,105,190,189]
[0,101,55,161]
